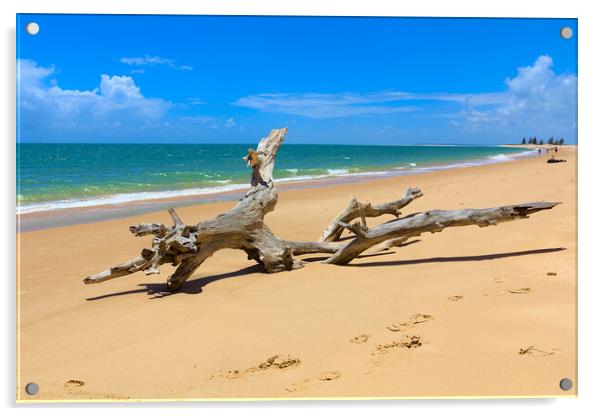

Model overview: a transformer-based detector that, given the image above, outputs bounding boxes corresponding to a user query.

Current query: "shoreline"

[17,147,540,232]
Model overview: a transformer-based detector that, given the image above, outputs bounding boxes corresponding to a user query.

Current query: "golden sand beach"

[17,147,576,401]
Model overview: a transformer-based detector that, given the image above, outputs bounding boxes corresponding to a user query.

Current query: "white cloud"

[454,55,577,138]
[120,55,193,71]
[501,55,576,123]
[233,90,509,118]
[18,59,171,137]
[121,55,174,66]
[234,55,576,141]
[178,115,215,124]
[225,117,236,128]
[234,93,418,118]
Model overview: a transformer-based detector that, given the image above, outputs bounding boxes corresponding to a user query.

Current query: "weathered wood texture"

[324,201,558,265]
[319,188,423,242]
[84,128,559,291]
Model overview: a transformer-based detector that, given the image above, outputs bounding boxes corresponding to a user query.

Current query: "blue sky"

[17,15,577,144]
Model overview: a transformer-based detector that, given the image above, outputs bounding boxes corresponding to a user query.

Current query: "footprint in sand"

[519,346,555,357]
[409,314,433,324]
[222,354,301,380]
[285,378,312,392]
[64,379,85,388]
[63,379,85,393]
[447,295,463,302]
[492,277,504,284]
[374,335,423,355]
[350,334,370,344]
[387,313,433,332]
[257,355,301,370]
[507,287,531,295]
[484,286,531,297]
[225,369,246,379]
[318,371,341,381]
[386,322,412,332]
[285,371,341,392]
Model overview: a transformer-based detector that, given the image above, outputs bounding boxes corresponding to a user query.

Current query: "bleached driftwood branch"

[323,202,558,264]
[83,128,559,292]
[319,188,423,242]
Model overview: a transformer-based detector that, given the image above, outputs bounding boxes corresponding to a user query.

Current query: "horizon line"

[16,141,550,146]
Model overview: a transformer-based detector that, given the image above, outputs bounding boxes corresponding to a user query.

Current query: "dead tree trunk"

[84,128,559,292]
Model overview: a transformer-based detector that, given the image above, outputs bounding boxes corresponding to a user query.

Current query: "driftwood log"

[84,128,559,292]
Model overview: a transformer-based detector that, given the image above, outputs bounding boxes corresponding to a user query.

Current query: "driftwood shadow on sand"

[86,264,265,301]
[86,250,397,301]
[346,247,566,267]
[85,247,564,301]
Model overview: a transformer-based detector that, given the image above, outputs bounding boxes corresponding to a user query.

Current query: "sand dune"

[17,148,576,401]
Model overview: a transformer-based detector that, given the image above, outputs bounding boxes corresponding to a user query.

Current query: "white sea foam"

[18,169,371,214]
[396,162,416,169]
[274,174,329,183]
[277,169,392,183]
[327,168,349,175]
[406,149,536,173]
[336,170,390,177]
[514,150,539,158]
[17,183,250,214]
[18,149,538,215]
[488,153,513,161]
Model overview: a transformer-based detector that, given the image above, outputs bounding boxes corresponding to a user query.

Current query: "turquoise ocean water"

[17,143,533,214]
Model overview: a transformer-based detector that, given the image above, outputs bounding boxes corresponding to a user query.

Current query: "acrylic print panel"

[16,14,577,401]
